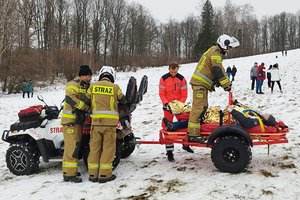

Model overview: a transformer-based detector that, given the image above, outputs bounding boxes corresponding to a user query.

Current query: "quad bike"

[135,92,289,173]
[2,75,148,176]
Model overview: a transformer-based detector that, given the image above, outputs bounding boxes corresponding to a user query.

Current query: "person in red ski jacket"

[256,62,265,94]
[159,62,192,162]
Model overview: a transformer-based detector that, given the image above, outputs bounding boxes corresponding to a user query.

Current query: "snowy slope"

[0,49,299,200]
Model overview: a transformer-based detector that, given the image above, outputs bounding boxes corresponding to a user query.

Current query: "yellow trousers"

[88,126,116,179]
[187,85,208,136]
[62,124,83,176]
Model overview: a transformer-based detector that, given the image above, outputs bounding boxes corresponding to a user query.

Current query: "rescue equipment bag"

[10,120,42,132]
[18,105,43,123]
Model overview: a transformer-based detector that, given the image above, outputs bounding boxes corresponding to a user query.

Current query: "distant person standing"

[231,65,237,82]
[226,66,231,80]
[27,80,33,98]
[21,80,29,98]
[256,62,265,94]
[285,50,287,56]
[250,62,258,90]
[270,63,282,93]
[266,65,272,88]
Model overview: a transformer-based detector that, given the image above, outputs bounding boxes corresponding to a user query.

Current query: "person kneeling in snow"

[163,98,276,132]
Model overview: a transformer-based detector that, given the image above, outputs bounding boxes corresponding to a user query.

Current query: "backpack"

[257,68,263,78]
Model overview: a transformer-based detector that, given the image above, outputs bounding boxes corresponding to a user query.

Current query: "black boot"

[63,175,82,183]
[166,151,175,162]
[89,177,98,183]
[182,145,194,153]
[162,117,175,131]
[188,136,207,143]
[98,174,116,183]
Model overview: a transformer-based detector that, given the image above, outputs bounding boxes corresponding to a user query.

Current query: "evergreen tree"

[194,0,216,58]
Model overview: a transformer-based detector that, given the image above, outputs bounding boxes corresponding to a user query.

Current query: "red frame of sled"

[139,92,288,148]
[139,128,289,148]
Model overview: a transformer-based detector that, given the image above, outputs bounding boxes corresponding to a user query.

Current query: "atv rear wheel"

[6,142,40,175]
[211,136,252,173]
[118,133,135,158]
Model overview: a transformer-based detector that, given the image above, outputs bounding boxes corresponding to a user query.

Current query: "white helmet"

[217,34,240,55]
[99,66,116,83]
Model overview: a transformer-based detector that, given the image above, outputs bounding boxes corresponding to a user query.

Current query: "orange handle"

[227,92,232,123]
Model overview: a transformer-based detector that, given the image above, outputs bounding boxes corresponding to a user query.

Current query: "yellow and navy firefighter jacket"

[83,77,126,127]
[190,45,231,91]
[61,77,90,125]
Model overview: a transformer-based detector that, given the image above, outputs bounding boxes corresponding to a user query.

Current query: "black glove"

[224,86,231,92]
[163,103,169,111]
[214,80,220,87]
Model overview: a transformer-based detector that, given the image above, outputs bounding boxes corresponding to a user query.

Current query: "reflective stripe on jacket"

[159,72,187,105]
[61,77,90,125]
[190,45,231,91]
[84,77,125,126]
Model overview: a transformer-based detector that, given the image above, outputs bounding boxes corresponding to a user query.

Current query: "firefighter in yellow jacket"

[61,65,92,183]
[83,66,127,183]
[187,34,240,143]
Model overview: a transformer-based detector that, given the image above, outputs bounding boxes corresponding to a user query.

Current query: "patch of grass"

[282,155,295,160]
[165,179,187,192]
[279,163,296,169]
[145,178,164,183]
[176,167,186,171]
[262,189,273,195]
[124,193,149,200]
[260,169,276,177]
[141,159,157,168]
[142,121,152,125]
[146,186,159,194]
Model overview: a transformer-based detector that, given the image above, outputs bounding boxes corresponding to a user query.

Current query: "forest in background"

[0,0,300,93]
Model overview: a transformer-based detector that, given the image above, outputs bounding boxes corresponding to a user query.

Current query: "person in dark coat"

[250,62,258,90]
[267,65,272,88]
[231,65,237,82]
[20,80,29,98]
[27,80,33,98]
[226,66,231,80]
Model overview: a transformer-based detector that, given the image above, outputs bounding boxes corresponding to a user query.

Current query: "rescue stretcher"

[134,92,289,173]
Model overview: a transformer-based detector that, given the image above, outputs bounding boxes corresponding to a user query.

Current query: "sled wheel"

[119,133,136,158]
[6,142,40,176]
[211,136,252,173]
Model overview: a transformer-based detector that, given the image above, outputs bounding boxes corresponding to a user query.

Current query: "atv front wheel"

[6,142,40,175]
[211,136,252,173]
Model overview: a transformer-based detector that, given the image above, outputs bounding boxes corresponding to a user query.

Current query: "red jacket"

[256,65,265,80]
[159,72,187,105]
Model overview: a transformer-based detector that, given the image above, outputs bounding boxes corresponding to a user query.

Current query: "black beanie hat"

[79,65,92,76]
[266,114,276,126]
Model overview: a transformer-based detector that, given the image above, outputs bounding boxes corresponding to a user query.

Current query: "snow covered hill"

[0,49,299,200]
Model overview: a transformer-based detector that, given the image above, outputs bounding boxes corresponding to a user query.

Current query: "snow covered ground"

[0,49,299,200]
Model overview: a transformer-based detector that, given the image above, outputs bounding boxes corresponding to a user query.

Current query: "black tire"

[118,133,135,158]
[211,136,252,173]
[6,142,40,176]
[82,145,89,168]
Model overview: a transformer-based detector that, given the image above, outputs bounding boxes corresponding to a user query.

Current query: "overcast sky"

[126,0,300,23]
